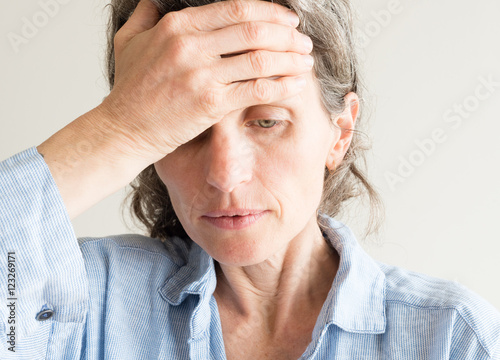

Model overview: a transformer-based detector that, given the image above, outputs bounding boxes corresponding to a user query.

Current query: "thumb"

[121,0,160,39]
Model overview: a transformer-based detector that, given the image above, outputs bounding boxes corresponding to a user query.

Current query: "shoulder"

[377,261,500,358]
[77,233,192,270]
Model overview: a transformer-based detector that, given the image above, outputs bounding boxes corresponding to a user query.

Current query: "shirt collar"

[315,214,386,335]
[159,214,386,336]
[159,238,216,306]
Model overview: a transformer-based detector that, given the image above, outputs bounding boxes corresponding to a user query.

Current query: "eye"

[252,119,281,128]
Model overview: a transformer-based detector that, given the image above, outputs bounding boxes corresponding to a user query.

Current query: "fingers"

[199,21,314,85]
[214,50,314,84]
[161,0,299,32]
[202,21,313,58]
[225,76,307,110]
[119,0,160,41]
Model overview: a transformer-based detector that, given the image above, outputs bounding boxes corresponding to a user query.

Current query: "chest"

[222,336,311,360]
[218,310,314,360]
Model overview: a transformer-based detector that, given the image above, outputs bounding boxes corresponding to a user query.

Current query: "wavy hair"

[104,0,385,243]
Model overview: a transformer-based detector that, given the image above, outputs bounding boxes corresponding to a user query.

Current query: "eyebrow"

[248,101,299,113]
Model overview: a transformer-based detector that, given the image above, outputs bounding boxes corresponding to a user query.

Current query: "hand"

[98,0,314,166]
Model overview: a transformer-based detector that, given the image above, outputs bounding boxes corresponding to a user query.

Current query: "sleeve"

[449,284,500,360]
[0,147,89,359]
[492,339,500,360]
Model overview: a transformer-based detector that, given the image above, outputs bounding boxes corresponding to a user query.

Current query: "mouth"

[203,209,264,217]
[201,210,268,230]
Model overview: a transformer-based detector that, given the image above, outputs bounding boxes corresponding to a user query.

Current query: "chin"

[195,228,285,267]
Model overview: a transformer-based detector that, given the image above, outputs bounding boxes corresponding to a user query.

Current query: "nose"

[205,123,253,193]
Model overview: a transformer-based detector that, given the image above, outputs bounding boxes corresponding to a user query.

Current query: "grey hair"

[105,0,385,243]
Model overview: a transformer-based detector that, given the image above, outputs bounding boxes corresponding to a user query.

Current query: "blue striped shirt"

[1,146,500,359]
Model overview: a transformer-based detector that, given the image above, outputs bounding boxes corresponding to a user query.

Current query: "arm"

[0,148,88,358]
[36,105,147,220]
[36,0,313,220]
[1,0,312,354]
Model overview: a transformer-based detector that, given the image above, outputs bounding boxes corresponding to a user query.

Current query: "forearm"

[36,106,147,220]
[0,147,88,357]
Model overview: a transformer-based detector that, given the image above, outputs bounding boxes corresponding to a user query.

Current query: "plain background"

[1,0,499,311]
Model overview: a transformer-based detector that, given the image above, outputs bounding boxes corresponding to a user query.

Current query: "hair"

[105,0,385,243]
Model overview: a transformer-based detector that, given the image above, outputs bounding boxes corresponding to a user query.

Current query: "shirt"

[1,146,500,360]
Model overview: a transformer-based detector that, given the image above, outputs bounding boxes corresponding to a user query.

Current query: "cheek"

[291,151,326,203]
[155,155,182,191]
[155,151,224,223]
[257,135,327,210]
[154,154,198,209]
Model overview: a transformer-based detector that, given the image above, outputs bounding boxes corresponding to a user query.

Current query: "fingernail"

[303,55,314,67]
[289,10,300,27]
[296,76,306,88]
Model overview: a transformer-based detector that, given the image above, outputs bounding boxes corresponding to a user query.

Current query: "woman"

[1,0,499,359]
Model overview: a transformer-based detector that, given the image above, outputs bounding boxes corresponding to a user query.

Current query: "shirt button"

[36,309,54,321]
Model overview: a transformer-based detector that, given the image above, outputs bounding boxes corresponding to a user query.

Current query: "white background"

[1,0,499,310]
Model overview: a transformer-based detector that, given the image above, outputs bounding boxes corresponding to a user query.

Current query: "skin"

[36,0,314,219]
[36,0,358,354]
[155,71,359,346]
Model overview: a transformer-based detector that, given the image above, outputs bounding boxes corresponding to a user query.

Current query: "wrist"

[80,105,151,178]
[36,106,150,219]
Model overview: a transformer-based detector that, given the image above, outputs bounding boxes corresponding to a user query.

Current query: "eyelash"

[248,119,282,129]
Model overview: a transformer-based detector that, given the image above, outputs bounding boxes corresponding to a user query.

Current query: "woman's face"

[154,73,356,266]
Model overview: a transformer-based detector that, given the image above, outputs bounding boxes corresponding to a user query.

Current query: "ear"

[325,92,359,171]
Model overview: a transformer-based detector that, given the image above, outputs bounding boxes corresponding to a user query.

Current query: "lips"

[203,209,264,217]
[201,209,268,230]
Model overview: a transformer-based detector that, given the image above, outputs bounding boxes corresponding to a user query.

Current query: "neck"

[213,215,339,339]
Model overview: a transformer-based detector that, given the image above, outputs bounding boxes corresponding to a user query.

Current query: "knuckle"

[113,33,122,54]
[168,35,192,62]
[182,69,198,90]
[242,22,265,44]
[291,52,302,68]
[290,27,300,47]
[199,88,222,114]
[113,29,123,44]
[185,67,210,91]
[228,0,251,22]
[193,67,210,85]
[280,78,293,96]
[269,4,281,23]
[248,51,271,75]
[113,29,127,54]
[159,11,184,35]
[253,79,273,103]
